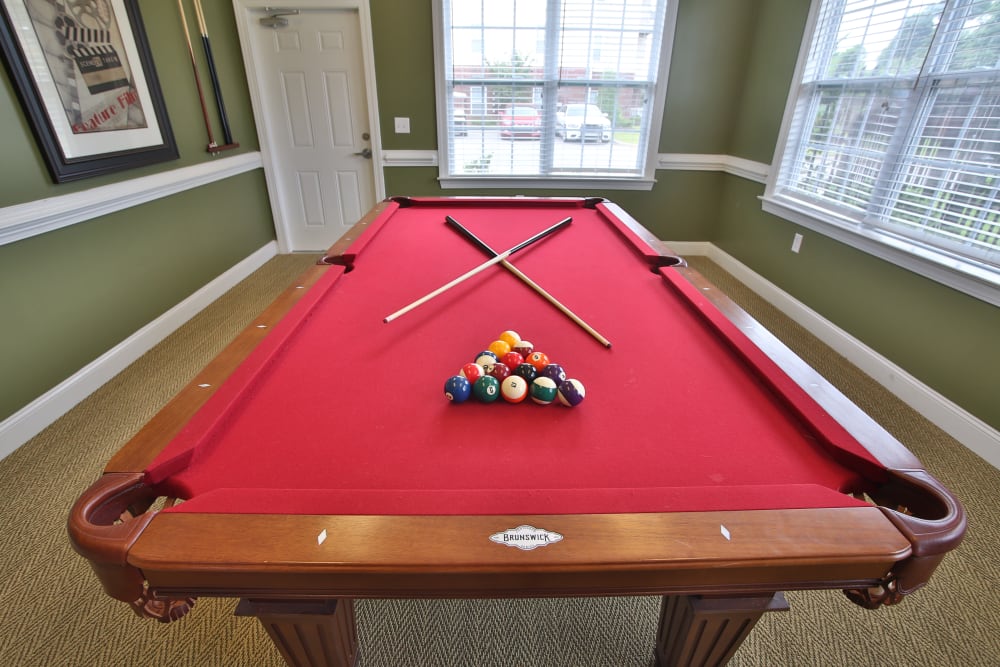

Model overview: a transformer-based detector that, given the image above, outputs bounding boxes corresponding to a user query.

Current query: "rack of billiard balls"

[443,330,586,407]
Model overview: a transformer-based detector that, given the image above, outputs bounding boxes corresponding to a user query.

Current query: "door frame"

[232,0,385,252]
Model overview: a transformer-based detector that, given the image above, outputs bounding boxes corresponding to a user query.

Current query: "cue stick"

[176,0,217,150]
[383,217,572,323]
[446,216,612,348]
[193,0,237,148]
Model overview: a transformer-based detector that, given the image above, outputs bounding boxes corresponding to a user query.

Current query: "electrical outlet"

[394,117,411,134]
[791,233,803,253]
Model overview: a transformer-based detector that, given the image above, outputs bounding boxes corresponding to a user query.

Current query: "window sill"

[760,194,1000,307]
[438,175,657,191]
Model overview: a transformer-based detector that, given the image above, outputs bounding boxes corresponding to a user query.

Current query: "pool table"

[69,196,965,667]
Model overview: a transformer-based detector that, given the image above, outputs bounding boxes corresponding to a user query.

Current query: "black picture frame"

[0,0,177,183]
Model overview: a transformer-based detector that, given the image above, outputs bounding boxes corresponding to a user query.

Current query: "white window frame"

[763,0,1000,307]
[431,0,679,191]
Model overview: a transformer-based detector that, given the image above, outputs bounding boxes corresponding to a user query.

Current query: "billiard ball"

[461,362,484,382]
[487,340,511,359]
[512,363,537,383]
[500,375,528,403]
[513,340,533,357]
[473,376,501,402]
[501,351,524,369]
[475,350,497,363]
[475,353,497,374]
[498,330,521,348]
[530,377,558,405]
[526,351,550,371]
[490,362,511,381]
[557,378,586,407]
[539,363,566,385]
[444,376,471,403]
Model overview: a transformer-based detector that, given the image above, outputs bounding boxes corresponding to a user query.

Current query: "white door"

[236,2,382,251]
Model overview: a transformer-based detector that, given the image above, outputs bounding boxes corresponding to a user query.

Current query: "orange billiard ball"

[526,351,549,371]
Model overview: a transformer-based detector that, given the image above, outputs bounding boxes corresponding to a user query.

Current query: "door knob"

[353,148,372,159]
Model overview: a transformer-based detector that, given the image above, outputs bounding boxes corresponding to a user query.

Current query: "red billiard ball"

[501,351,524,369]
[490,362,511,381]
[513,340,534,357]
[461,362,484,382]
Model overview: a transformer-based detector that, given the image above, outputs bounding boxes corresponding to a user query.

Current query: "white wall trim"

[0,152,263,247]
[657,153,770,183]
[671,241,999,469]
[378,151,771,185]
[0,242,278,461]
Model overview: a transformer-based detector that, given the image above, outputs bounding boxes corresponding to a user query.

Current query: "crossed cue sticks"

[383,216,612,348]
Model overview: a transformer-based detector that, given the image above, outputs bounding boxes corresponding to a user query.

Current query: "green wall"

[370,0,999,433]
[0,0,274,421]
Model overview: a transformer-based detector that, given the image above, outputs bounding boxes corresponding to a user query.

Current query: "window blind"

[439,0,669,180]
[774,0,1000,269]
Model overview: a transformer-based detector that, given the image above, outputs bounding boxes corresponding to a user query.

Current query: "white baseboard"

[0,242,278,461]
[668,241,1000,470]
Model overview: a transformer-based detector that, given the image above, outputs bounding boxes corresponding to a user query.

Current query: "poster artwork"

[26,0,147,133]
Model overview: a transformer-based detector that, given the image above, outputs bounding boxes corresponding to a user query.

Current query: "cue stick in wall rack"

[188,0,239,152]
[445,215,612,348]
[383,217,572,323]
[176,0,217,152]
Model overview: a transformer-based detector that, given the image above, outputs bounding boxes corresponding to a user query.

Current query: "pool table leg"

[654,593,789,667]
[235,598,359,667]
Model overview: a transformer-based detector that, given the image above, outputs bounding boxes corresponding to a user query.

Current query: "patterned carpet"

[1,254,997,667]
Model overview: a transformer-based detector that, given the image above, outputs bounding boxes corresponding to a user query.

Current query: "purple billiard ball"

[539,363,567,385]
[557,378,586,407]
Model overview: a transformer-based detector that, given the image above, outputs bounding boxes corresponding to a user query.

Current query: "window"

[433,0,676,188]
[765,0,1000,304]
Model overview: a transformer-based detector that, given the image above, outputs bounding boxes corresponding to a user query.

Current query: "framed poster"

[0,0,177,182]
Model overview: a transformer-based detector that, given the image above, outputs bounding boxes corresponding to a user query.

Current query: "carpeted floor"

[1,254,997,667]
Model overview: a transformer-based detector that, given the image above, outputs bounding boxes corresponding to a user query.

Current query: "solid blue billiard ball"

[557,378,586,407]
[444,375,471,403]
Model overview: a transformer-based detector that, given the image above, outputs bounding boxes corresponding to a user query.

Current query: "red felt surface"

[149,198,880,516]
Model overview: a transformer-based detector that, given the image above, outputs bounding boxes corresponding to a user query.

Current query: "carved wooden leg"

[654,593,789,667]
[235,598,359,667]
